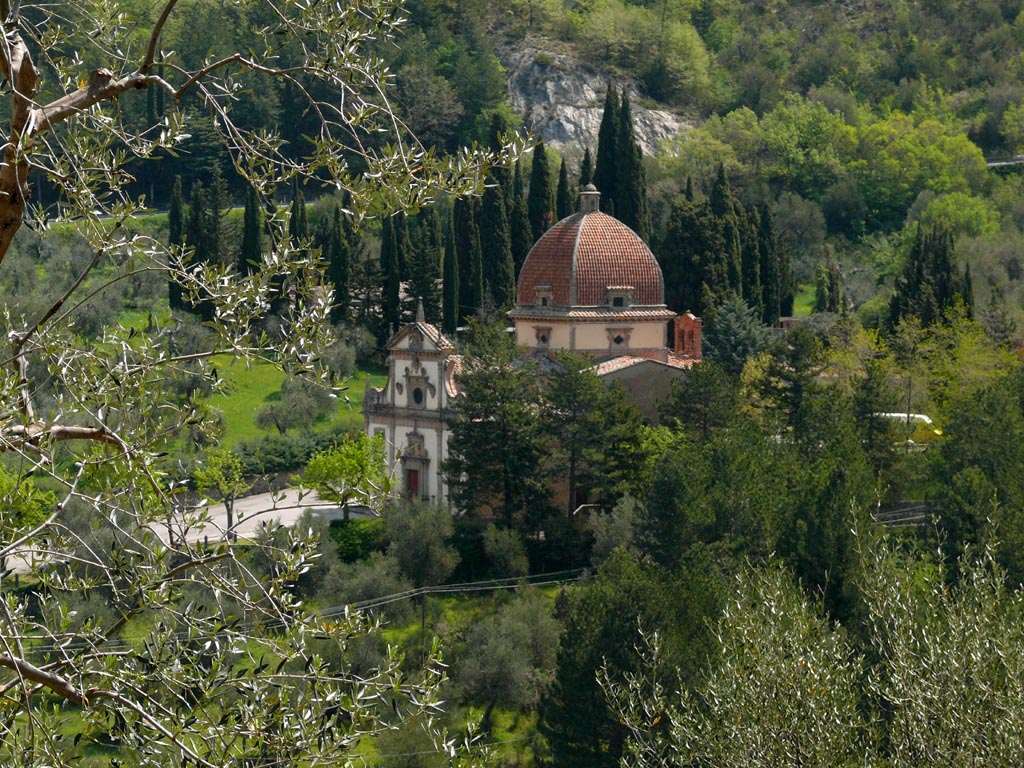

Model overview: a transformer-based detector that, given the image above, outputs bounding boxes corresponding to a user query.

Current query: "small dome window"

[607,287,634,309]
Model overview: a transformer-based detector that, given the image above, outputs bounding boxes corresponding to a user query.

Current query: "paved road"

[174,487,348,544]
[7,489,362,575]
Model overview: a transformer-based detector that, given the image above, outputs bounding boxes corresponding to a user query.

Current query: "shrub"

[329,518,388,563]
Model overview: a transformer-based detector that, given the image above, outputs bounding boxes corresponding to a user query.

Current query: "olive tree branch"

[0,656,217,768]
[142,0,180,71]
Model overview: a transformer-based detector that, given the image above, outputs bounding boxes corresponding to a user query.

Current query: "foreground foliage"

[603,538,1024,768]
[0,0,515,763]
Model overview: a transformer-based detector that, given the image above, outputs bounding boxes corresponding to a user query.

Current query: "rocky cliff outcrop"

[498,40,691,158]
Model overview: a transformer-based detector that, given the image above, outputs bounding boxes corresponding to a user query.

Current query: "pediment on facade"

[387,322,454,354]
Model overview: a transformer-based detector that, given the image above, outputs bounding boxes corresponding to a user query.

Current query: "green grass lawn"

[211,357,387,448]
[792,283,816,316]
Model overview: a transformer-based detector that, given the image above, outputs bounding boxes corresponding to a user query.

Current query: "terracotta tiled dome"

[516,211,665,308]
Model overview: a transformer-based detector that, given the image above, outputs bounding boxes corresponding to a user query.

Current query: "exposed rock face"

[498,40,691,158]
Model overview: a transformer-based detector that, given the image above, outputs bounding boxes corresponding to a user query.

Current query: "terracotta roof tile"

[591,356,647,375]
[445,355,463,398]
[591,353,697,377]
[516,212,665,309]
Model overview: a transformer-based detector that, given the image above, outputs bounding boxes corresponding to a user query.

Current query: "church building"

[364,185,702,506]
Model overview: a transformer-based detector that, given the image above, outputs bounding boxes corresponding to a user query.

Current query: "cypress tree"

[889,224,963,329]
[443,212,459,334]
[288,178,308,251]
[556,157,574,220]
[579,147,594,187]
[708,166,742,296]
[709,164,732,217]
[721,214,744,296]
[488,111,514,197]
[455,197,483,323]
[206,164,226,267]
[327,205,355,323]
[510,160,533,276]
[395,211,413,280]
[660,195,713,315]
[594,83,620,214]
[380,216,401,334]
[186,181,207,266]
[757,203,784,325]
[407,207,443,323]
[167,176,185,311]
[185,179,214,319]
[479,183,516,309]
[814,254,845,314]
[962,263,974,318]
[614,90,650,240]
[239,184,261,276]
[528,140,554,243]
[739,205,762,320]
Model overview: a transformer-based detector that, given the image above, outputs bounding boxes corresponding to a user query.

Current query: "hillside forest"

[4,0,1024,766]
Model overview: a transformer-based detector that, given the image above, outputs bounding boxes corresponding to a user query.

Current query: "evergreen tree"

[239,183,261,276]
[739,205,763,319]
[327,205,357,324]
[594,83,620,214]
[380,216,401,334]
[541,551,719,768]
[288,178,308,251]
[510,160,533,275]
[407,208,442,323]
[351,251,383,333]
[579,147,594,187]
[479,183,516,309]
[455,196,483,323]
[704,294,773,375]
[658,194,727,316]
[186,181,207,266]
[488,111,513,196]
[963,263,974,318]
[395,211,413,280]
[710,166,743,296]
[167,175,185,311]
[445,345,550,530]
[543,352,646,517]
[185,178,222,320]
[556,157,574,220]
[528,140,554,242]
[888,224,966,329]
[757,203,792,325]
[206,164,227,267]
[613,90,650,240]
[443,212,459,334]
[814,253,846,314]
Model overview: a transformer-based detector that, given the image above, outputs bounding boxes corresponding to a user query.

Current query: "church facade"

[364,185,702,506]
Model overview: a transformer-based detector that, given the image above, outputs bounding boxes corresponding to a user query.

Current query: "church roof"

[515,211,665,308]
[385,320,453,353]
[591,353,697,377]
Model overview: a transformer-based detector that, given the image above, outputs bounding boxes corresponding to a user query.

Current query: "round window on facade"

[413,387,424,405]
